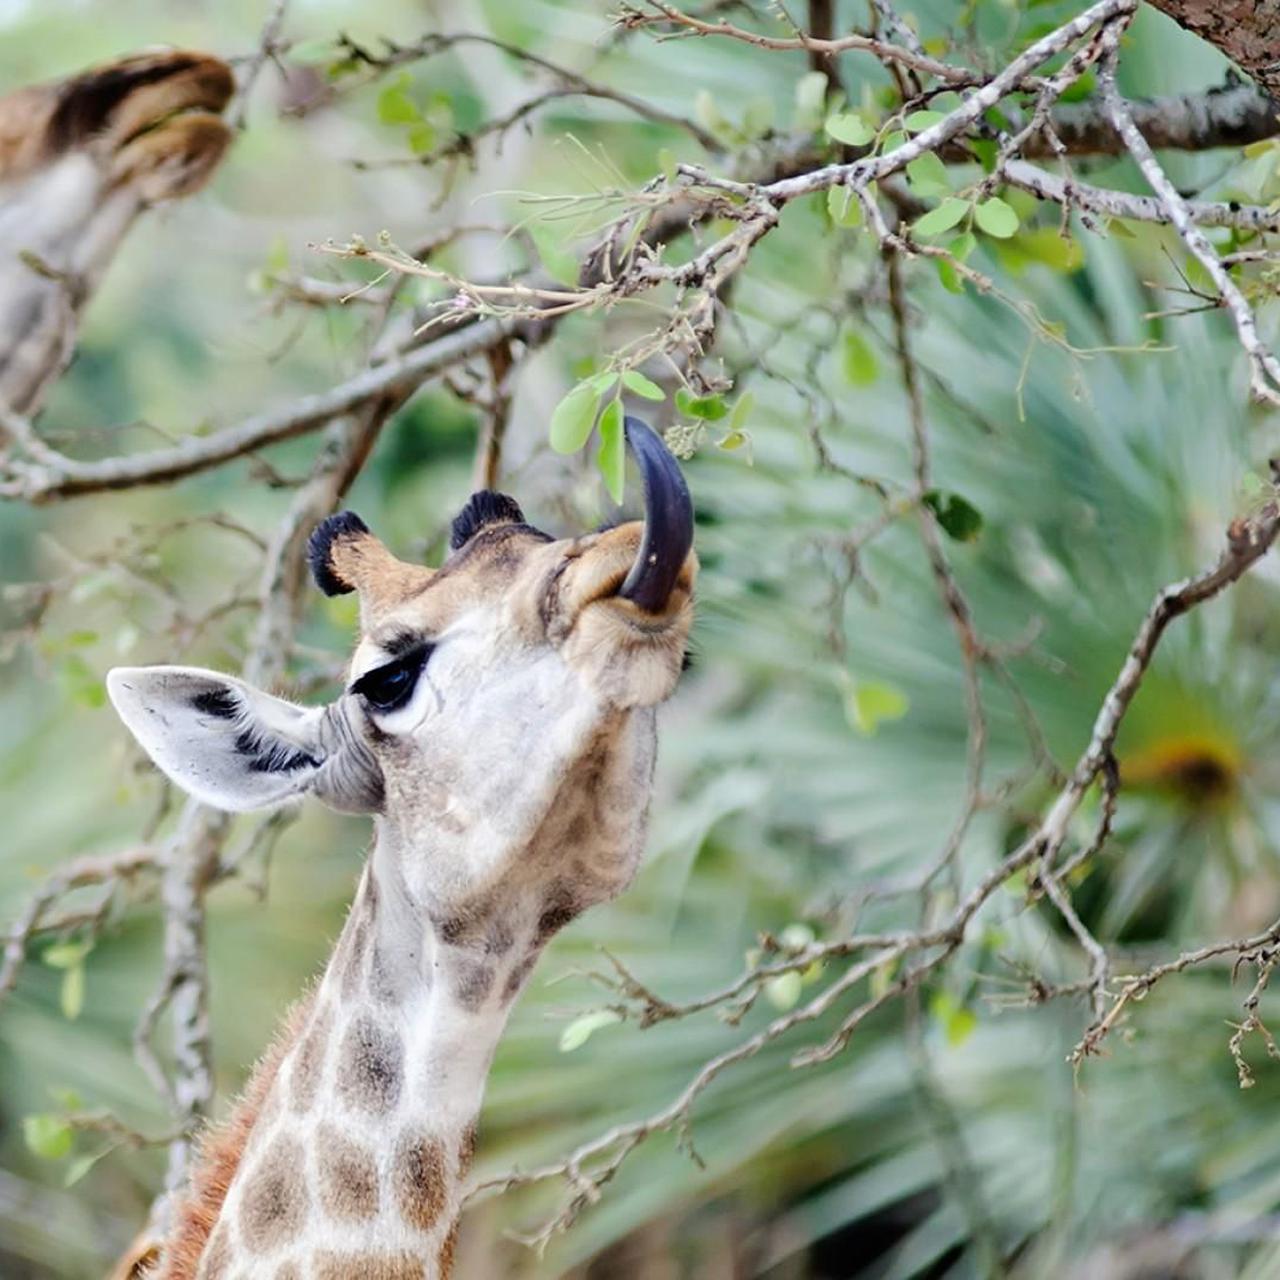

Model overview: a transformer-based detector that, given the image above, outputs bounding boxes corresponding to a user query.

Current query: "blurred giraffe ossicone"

[0,50,233,418]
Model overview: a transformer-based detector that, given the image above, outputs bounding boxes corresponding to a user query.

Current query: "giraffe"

[106,417,697,1279]
[0,50,232,416]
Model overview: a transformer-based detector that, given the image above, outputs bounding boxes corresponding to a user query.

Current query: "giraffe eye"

[352,647,431,713]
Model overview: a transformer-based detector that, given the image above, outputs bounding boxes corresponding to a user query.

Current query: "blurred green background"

[4,1,1280,1276]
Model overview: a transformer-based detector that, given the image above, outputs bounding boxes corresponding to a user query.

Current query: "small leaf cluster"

[376,72,454,156]
[22,1089,112,1188]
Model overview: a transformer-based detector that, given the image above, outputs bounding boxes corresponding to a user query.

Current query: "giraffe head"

[0,49,233,197]
[108,418,696,926]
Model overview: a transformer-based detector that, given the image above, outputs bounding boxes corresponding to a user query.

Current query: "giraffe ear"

[106,666,331,813]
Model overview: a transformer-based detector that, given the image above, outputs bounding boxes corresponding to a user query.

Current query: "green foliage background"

[3,1,1280,1276]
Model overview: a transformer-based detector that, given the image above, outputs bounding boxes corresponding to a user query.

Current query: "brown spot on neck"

[438,1219,460,1277]
[392,1130,449,1233]
[458,1122,479,1178]
[238,1133,309,1253]
[449,957,495,1011]
[315,1123,381,1221]
[336,1015,404,1115]
[314,1252,425,1280]
[144,992,315,1279]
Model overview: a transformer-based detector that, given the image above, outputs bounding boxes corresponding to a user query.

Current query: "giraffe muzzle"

[616,416,694,615]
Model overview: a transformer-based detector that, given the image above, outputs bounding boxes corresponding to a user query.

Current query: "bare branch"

[0,847,158,1003]
[1002,157,1280,231]
[1097,38,1280,403]
[0,315,522,502]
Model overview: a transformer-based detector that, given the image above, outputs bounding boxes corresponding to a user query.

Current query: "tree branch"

[1038,82,1280,156]
[1097,37,1280,404]
[0,314,521,502]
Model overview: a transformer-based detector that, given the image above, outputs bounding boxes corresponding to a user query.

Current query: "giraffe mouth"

[616,416,695,615]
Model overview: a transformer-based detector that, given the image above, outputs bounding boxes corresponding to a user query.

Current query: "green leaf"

[718,430,750,452]
[845,680,910,736]
[929,991,978,1047]
[675,388,728,420]
[912,197,970,237]
[780,923,816,949]
[905,151,950,199]
[622,370,665,401]
[65,1148,111,1188]
[1011,226,1085,272]
[727,390,755,433]
[974,196,1019,239]
[824,112,874,147]
[597,399,626,505]
[559,1009,622,1052]
[548,381,603,454]
[870,957,899,1000]
[657,147,678,182]
[23,1114,73,1161]
[764,970,803,1010]
[969,137,998,172]
[841,328,879,386]
[1058,69,1096,103]
[61,964,84,1021]
[529,224,580,289]
[949,231,977,262]
[951,1010,980,1046]
[377,75,421,126]
[407,123,436,155]
[923,489,984,541]
[936,256,964,294]
[42,940,91,970]
[56,654,105,709]
[827,184,863,228]
[904,109,945,133]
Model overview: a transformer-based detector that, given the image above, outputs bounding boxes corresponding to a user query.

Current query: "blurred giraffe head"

[0,50,233,415]
[0,49,233,196]
[108,419,697,920]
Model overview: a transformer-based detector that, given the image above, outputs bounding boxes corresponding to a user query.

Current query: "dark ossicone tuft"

[450,491,526,550]
[308,510,369,596]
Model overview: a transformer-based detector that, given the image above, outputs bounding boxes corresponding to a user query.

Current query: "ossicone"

[450,491,527,550]
[307,510,370,597]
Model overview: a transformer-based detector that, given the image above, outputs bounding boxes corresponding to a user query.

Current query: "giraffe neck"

[193,840,539,1280]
